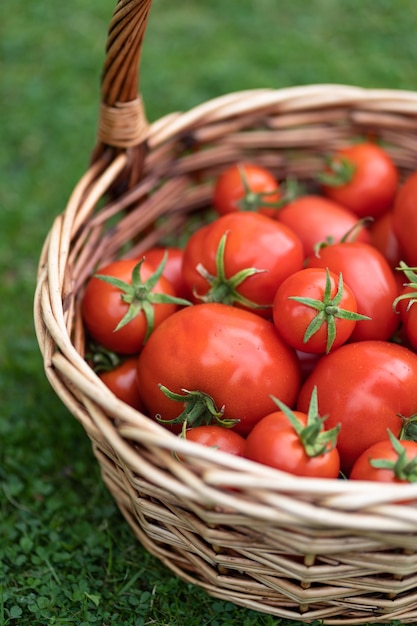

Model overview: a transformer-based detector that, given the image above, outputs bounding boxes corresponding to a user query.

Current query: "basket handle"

[91,0,153,188]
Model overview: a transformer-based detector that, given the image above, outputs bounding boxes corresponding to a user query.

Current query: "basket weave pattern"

[34,1,417,623]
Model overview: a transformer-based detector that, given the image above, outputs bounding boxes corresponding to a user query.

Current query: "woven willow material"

[34,1,417,623]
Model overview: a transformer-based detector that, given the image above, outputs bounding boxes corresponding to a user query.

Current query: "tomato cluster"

[82,141,417,487]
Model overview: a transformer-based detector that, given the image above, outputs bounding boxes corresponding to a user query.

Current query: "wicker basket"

[34,1,417,623]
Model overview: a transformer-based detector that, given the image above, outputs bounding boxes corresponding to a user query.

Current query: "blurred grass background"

[2,0,417,624]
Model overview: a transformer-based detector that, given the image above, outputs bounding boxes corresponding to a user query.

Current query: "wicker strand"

[97,97,148,148]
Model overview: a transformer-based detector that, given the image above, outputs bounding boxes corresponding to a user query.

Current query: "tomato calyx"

[194,231,267,310]
[288,269,371,353]
[236,167,301,212]
[399,412,417,441]
[370,430,417,482]
[271,386,340,457]
[95,254,191,341]
[156,384,238,428]
[317,154,356,187]
[86,341,122,373]
[393,261,417,312]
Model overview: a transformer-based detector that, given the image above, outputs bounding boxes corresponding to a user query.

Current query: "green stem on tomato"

[271,386,340,458]
[288,269,371,353]
[393,261,417,312]
[194,231,268,310]
[236,166,302,212]
[370,429,417,482]
[95,252,192,341]
[156,385,239,428]
[317,154,356,187]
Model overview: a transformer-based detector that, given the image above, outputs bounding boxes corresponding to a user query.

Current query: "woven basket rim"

[35,80,417,521]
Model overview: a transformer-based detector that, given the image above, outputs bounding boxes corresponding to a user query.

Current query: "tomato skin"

[306,241,399,342]
[243,411,340,478]
[272,267,359,353]
[142,246,191,300]
[320,142,399,219]
[81,259,179,354]
[369,211,402,270]
[182,212,304,316]
[392,170,417,266]
[213,162,281,218]
[99,357,144,412]
[137,303,301,436]
[350,438,417,485]
[185,425,245,457]
[297,340,417,474]
[276,195,371,258]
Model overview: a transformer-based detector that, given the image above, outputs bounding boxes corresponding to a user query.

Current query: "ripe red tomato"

[297,340,417,474]
[99,357,144,412]
[319,142,399,219]
[243,390,340,478]
[306,241,399,342]
[184,425,245,457]
[142,246,190,300]
[276,195,371,258]
[392,169,417,266]
[272,267,366,354]
[81,258,186,354]
[350,432,417,486]
[137,302,301,436]
[213,162,281,218]
[182,212,304,316]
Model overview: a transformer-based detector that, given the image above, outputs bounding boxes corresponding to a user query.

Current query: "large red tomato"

[306,241,399,341]
[297,340,417,474]
[137,302,301,436]
[182,212,304,316]
[276,194,371,258]
[319,142,399,219]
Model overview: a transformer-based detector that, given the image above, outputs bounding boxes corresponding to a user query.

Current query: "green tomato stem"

[288,269,371,353]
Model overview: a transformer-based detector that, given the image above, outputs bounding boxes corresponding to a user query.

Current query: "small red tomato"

[182,212,304,316]
[82,258,188,354]
[350,430,417,487]
[319,142,399,219]
[244,388,340,478]
[213,162,281,218]
[184,425,245,457]
[99,357,144,412]
[276,194,371,258]
[306,241,399,342]
[272,267,368,354]
[142,246,191,300]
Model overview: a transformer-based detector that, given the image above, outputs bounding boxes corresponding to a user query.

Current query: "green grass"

[2,0,417,624]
